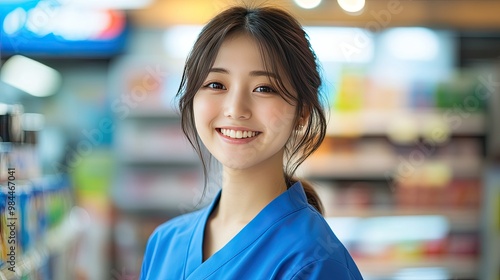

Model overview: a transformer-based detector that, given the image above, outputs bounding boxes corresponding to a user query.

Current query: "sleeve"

[139,228,160,280]
[290,258,364,280]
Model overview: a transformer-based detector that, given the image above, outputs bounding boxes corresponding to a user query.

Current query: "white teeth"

[220,129,258,139]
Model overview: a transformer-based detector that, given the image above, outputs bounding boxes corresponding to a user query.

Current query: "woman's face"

[193,33,297,171]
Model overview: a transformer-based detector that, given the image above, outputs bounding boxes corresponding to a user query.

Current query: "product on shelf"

[0,103,76,279]
[0,104,44,181]
[0,175,74,279]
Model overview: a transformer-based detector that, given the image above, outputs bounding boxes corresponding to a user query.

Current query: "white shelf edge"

[325,208,480,230]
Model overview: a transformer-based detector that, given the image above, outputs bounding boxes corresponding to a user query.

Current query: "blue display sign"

[0,0,129,58]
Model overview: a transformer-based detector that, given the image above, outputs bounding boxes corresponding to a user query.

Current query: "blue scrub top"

[140,182,364,280]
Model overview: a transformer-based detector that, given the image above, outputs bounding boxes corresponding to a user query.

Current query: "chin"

[219,158,256,171]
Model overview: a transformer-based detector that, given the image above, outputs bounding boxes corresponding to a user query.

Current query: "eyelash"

[202,82,276,93]
[203,82,226,90]
[254,86,276,93]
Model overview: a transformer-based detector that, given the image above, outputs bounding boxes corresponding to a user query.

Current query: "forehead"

[211,33,290,82]
[212,33,264,69]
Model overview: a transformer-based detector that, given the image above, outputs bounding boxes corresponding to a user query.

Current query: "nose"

[223,88,251,119]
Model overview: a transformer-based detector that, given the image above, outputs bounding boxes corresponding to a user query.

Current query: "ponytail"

[292,177,324,215]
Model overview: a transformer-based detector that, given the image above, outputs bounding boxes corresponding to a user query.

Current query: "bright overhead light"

[294,0,322,9]
[1,55,62,97]
[337,0,365,13]
[305,27,374,63]
[382,27,440,61]
[3,2,126,41]
[163,25,203,60]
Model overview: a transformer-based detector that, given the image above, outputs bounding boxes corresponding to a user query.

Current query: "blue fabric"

[140,182,364,280]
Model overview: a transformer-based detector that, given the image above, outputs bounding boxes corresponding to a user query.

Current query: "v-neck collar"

[184,181,308,280]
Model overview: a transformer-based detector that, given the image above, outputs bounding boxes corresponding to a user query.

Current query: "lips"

[216,128,261,139]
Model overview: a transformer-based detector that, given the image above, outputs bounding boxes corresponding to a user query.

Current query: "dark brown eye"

[254,86,276,93]
[204,82,226,90]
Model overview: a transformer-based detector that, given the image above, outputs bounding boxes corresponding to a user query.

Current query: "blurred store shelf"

[113,189,209,215]
[126,109,178,119]
[118,155,199,166]
[326,110,486,137]
[357,256,478,279]
[0,211,84,280]
[302,154,483,179]
[327,208,479,231]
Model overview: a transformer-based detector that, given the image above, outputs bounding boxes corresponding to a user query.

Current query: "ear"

[297,107,311,127]
[295,107,311,131]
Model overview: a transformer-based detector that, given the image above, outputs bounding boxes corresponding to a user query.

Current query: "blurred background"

[0,0,499,279]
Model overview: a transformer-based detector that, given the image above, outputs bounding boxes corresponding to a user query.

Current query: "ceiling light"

[337,0,365,13]
[0,55,61,97]
[383,27,440,61]
[304,27,374,63]
[294,0,322,9]
[163,25,203,60]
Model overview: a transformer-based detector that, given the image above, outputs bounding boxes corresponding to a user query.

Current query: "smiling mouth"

[216,128,261,139]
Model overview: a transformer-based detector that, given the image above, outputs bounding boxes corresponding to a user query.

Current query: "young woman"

[140,5,363,280]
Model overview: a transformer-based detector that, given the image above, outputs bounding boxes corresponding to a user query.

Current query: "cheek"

[264,103,297,134]
[193,95,217,128]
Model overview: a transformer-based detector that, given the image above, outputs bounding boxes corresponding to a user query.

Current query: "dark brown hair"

[177,5,327,214]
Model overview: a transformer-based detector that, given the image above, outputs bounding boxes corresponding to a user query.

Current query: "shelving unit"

[0,213,83,280]
[481,167,500,280]
[302,107,485,279]
[1,103,79,280]
[0,174,77,280]
[355,257,479,279]
[481,69,500,280]
[109,55,206,275]
[300,61,488,279]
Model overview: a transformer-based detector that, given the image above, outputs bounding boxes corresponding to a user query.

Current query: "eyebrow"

[209,67,277,78]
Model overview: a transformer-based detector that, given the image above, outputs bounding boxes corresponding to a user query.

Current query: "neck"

[214,156,287,226]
